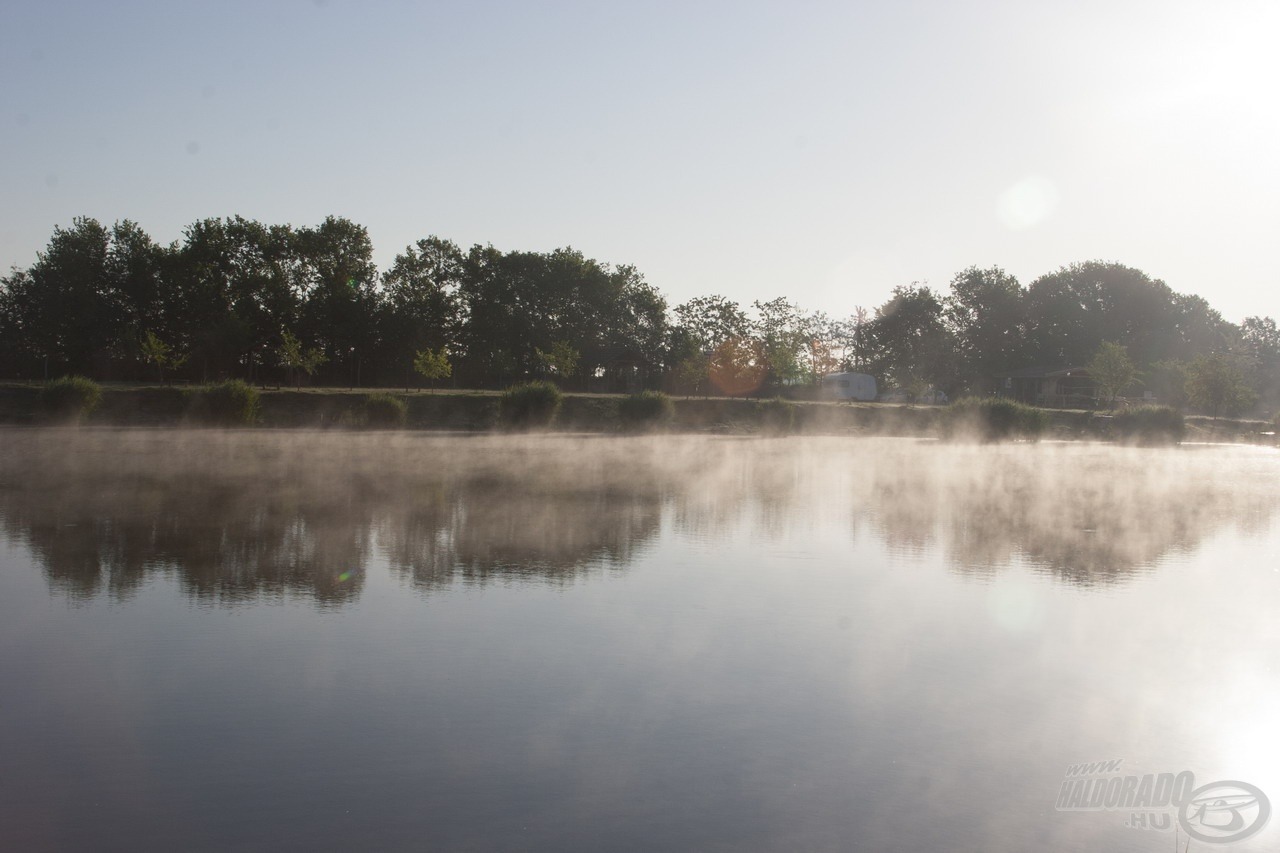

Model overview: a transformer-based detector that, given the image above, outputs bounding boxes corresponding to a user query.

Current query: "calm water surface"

[1,429,1278,852]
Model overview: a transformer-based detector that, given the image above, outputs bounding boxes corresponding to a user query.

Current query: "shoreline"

[1,383,1273,444]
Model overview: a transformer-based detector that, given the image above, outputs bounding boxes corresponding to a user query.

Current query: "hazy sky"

[3,0,1277,323]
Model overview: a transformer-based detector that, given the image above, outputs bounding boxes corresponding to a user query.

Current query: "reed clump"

[945,397,1048,441]
[499,380,562,429]
[38,375,103,423]
[187,380,260,426]
[1110,405,1184,445]
[362,393,408,428]
[617,390,674,432]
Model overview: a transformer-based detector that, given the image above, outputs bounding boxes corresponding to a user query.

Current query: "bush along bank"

[37,376,102,424]
[943,397,1050,442]
[499,381,563,429]
[361,393,408,428]
[186,380,261,426]
[617,391,674,432]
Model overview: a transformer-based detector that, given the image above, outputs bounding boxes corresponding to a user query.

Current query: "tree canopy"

[1,216,1275,416]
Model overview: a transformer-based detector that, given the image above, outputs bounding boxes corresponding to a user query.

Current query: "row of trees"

[2,216,1277,414]
[0,216,666,391]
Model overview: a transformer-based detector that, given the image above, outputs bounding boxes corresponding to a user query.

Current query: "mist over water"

[1,430,1278,851]
[1,430,1274,601]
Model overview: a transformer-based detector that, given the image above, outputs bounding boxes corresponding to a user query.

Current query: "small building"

[997,366,1097,408]
[821,372,877,401]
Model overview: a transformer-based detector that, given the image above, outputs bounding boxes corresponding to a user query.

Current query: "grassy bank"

[1,382,1275,443]
[0,383,943,435]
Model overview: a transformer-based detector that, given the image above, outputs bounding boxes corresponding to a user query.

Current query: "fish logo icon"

[1179,781,1270,844]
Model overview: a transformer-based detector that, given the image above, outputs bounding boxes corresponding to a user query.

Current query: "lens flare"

[997,175,1059,230]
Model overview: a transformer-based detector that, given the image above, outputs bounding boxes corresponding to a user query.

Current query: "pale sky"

[3,0,1277,323]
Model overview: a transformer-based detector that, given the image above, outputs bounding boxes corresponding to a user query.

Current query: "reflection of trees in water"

[667,438,808,541]
[853,443,1280,585]
[379,486,661,590]
[1,431,1275,603]
[0,431,676,604]
[5,469,373,605]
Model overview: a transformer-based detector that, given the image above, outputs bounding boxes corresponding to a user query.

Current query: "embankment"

[0,383,1273,442]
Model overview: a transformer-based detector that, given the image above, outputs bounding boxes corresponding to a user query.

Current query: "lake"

[1,429,1277,852]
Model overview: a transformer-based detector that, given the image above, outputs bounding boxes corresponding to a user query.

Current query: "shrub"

[38,375,102,423]
[499,380,562,428]
[1110,405,1184,444]
[189,380,260,426]
[362,393,407,428]
[617,390,674,431]
[945,397,1048,441]
[759,397,796,435]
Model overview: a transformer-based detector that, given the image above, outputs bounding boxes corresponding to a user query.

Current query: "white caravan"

[821,372,877,401]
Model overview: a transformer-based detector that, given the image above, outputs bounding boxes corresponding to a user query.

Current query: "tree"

[865,284,958,398]
[1171,294,1234,360]
[604,265,669,386]
[707,335,765,397]
[455,244,518,384]
[277,330,327,388]
[4,217,113,376]
[0,268,37,377]
[944,266,1025,392]
[384,237,462,386]
[139,331,187,383]
[1185,354,1254,419]
[453,245,662,388]
[1238,316,1280,411]
[105,220,169,371]
[536,340,580,385]
[673,351,710,398]
[1146,360,1189,409]
[673,295,751,351]
[171,216,301,383]
[803,313,843,382]
[1024,261,1179,369]
[294,216,380,384]
[1087,342,1140,407]
[412,347,452,392]
[831,306,871,372]
[753,297,808,389]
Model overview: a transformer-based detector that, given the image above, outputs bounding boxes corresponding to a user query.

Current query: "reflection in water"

[0,430,1276,603]
[855,442,1279,585]
[4,428,1279,853]
[380,488,661,590]
[4,460,374,604]
[0,431,690,603]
